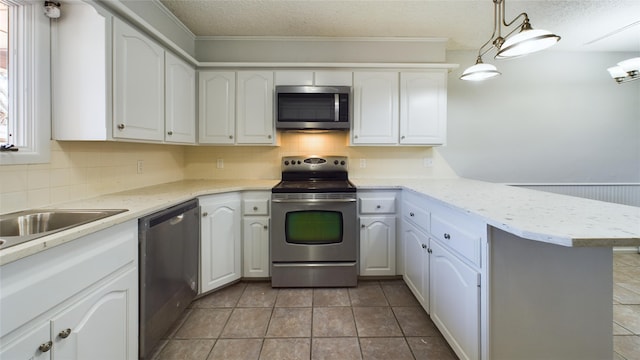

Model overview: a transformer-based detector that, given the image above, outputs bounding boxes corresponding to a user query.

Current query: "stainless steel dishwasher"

[139,199,200,359]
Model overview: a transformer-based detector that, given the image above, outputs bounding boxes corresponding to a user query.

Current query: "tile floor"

[149,251,640,360]
[613,251,640,360]
[150,279,458,360]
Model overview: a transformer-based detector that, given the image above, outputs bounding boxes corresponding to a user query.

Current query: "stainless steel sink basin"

[0,209,128,250]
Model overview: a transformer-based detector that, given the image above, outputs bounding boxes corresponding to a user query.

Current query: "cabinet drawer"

[402,191,429,232]
[359,197,396,214]
[430,207,484,266]
[243,199,269,216]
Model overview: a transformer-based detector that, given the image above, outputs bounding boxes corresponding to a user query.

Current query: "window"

[0,0,50,165]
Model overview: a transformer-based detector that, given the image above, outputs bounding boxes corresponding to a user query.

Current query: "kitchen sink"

[0,209,128,250]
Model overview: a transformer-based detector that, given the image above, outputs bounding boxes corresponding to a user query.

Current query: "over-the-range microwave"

[275,85,350,131]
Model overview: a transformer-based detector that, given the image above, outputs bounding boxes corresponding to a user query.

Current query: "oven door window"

[285,210,343,244]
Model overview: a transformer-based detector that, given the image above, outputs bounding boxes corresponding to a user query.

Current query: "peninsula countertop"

[1,178,639,265]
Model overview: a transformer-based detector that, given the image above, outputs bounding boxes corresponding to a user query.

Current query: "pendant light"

[460,0,561,81]
[607,57,640,84]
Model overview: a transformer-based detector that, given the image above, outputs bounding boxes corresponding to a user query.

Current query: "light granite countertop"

[1,178,639,265]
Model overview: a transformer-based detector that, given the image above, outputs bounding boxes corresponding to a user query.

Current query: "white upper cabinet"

[113,18,165,141]
[199,71,236,144]
[352,71,399,144]
[165,52,196,144]
[274,71,352,86]
[236,71,276,144]
[274,71,313,85]
[400,71,447,145]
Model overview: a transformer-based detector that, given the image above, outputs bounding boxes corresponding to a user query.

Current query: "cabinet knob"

[428,248,433,254]
[229,135,233,139]
[58,328,71,339]
[167,131,173,136]
[253,206,258,211]
[444,233,451,240]
[202,212,208,217]
[264,225,268,230]
[117,124,125,130]
[401,135,406,139]
[376,205,381,209]
[268,135,272,139]
[354,135,359,139]
[410,212,415,217]
[39,341,52,353]
[361,224,365,228]
[421,243,427,249]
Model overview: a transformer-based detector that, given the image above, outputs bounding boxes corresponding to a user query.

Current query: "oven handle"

[272,198,356,203]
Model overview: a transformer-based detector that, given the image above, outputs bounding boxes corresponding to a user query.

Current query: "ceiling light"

[460,0,561,81]
[607,57,640,84]
[460,56,501,81]
[43,1,61,19]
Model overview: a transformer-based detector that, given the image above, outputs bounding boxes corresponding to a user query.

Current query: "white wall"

[441,50,640,183]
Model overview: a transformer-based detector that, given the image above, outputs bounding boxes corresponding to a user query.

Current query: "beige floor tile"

[349,282,388,307]
[162,308,193,339]
[614,322,634,335]
[406,336,457,360]
[615,253,640,267]
[221,308,272,338]
[237,282,278,307]
[312,307,357,337]
[260,338,310,360]
[311,337,362,360]
[360,337,414,360]
[276,288,313,307]
[156,339,216,360]
[614,284,640,305]
[266,307,312,337]
[393,306,440,337]
[614,335,640,360]
[207,338,262,360]
[313,288,351,306]
[381,282,421,307]
[613,305,640,334]
[353,306,402,337]
[192,283,246,308]
[175,309,232,339]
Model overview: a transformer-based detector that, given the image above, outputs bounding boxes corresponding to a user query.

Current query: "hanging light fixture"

[607,57,640,84]
[460,0,561,81]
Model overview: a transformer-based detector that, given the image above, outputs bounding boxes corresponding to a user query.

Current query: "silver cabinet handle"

[58,328,71,339]
[117,124,125,130]
[202,212,208,217]
[444,233,451,240]
[39,341,52,353]
[167,131,173,135]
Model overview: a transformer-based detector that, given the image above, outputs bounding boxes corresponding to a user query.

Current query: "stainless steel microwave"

[275,85,351,130]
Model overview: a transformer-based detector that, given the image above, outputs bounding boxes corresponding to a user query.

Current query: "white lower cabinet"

[0,221,138,360]
[200,193,242,293]
[242,191,271,278]
[359,216,396,276]
[430,239,480,360]
[401,219,430,310]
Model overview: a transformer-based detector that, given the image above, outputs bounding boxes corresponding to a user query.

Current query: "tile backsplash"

[0,141,185,213]
[1,133,456,213]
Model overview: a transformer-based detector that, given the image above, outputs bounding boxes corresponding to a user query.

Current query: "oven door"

[271,193,357,263]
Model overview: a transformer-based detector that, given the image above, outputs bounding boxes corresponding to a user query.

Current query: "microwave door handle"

[334,94,340,122]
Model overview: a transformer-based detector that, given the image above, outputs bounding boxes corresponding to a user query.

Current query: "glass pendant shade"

[495,28,561,59]
[607,66,627,79]
[617,57,640,74]
[460,62,501,81]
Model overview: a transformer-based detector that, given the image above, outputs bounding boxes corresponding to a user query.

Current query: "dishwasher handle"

[144,200,199,229]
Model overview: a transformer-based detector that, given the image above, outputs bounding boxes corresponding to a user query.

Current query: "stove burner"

[272,156,355,194]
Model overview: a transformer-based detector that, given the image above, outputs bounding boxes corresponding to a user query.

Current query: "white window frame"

[0,0,50,165]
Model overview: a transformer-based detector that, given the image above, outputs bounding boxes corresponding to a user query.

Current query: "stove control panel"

[281,156,348,172]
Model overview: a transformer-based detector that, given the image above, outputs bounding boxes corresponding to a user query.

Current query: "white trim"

[149,0,195,38]
[195,35,449,43]
[197,62,460,69]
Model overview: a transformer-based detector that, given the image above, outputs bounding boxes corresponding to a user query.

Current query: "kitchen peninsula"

[1,178,639,360]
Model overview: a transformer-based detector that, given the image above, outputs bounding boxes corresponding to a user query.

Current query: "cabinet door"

[274,71,313,86]
[198,71,235,144]
[352,72,399,144]
[51,268,137,360]
[165,52,196,144]
[400,71,447,145]
[430,240,480,360]
[242,217,270,278]
[0,321,51,360]
[236,71,275,144]
[113,18,165,141]
[200,194,242,293]
[360,216,396,276]
[402,220,429,310]
[314,71,353,86]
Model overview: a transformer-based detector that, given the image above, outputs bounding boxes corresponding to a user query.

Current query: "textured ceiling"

[159,0,640,52]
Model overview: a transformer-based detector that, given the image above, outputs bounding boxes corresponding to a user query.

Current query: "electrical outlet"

[137,160,144,174]
[360,159,366,168]
[424,158,434,167]
[216,159,224,169]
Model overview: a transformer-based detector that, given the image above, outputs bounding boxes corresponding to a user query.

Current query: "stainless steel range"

[271,155,357,287]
